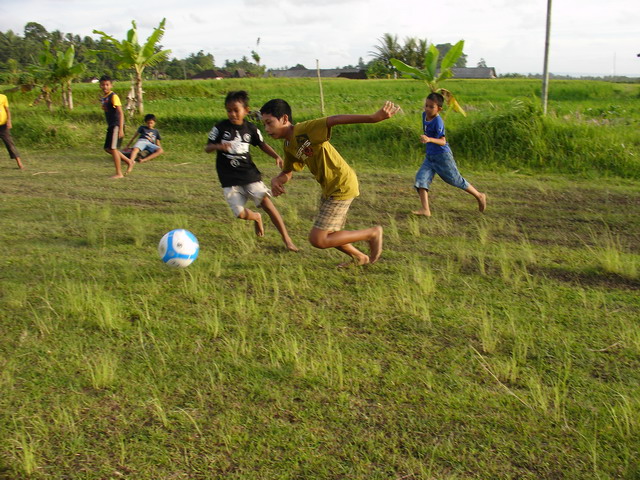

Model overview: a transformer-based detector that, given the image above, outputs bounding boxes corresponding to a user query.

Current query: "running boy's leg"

[465,185,487,212]
[413,157,435,216]
[413,188,431,216]
[308,197,383,265]
[260,196,298,251]
[225,185,264,237]
[238,207,265,236]
[309,226,383,265]
[433,151,486,212]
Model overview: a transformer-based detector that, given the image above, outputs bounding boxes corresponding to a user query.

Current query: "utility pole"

[541,0,552,115]
[316,59,325,115]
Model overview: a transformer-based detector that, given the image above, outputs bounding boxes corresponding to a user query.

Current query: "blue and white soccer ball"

[158,229,199,268]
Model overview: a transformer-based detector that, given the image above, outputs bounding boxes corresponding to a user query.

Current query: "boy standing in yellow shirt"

[99,75,134,178]
[260,99,400,267]
[0,93,24,169]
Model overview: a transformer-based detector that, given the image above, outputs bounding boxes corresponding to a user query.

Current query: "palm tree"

[251,50,261,66]
[369,33,402,69]
[93,19,171,115]
[401,37,428,69]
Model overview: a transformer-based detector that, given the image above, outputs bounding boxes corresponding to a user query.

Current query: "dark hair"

[99,75,112,83]
[225,90,249,108]
[426,92,445,108]
[260,99,293,123]
[144,114,156,122]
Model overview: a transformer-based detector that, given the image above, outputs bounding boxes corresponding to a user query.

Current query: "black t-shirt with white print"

[207,119,264,188]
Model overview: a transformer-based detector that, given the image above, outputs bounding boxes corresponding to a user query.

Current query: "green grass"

[1,146,639,478]
[7,78,640,179]
[1,78,639,478]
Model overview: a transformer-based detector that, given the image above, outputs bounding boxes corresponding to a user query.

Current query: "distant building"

[190,69,230,80]
[266,66,367,79]
[190,69,249,80]
[450,67,497,79]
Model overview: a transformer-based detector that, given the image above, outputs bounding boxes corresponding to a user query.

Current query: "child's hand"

[275,156,284,169]
[271,176,286,196]
[374,101,401,121]
[420,135,430,144]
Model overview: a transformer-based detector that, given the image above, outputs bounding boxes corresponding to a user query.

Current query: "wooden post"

[541,0,552,115]
[316,59,325,116]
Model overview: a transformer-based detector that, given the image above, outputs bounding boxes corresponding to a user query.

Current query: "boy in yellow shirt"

[0,93,24,169]
[260,99,400,267]
[99,75,134,178]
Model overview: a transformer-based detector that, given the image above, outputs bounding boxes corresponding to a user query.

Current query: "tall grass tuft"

[86,352,118,389]
[14,431,37,476]
[588,227,639,278]
[452,99,640,178]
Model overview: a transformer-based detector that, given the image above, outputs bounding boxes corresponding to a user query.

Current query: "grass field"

[1,78,639,479]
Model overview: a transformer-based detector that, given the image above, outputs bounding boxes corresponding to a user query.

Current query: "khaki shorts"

[223,181,271,217]
[313,197,353,232]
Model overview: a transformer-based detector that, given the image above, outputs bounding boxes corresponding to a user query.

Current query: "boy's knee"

[308,230,328,249]
[235,207,248,219]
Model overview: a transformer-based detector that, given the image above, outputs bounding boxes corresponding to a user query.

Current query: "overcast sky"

[2,0,639,77]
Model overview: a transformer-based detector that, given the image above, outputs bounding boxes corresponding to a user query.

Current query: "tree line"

[0,21,266,85]
[0,23,471,84]
[0,21,476,115]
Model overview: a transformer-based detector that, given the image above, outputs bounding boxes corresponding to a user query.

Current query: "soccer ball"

[158,229,199,268]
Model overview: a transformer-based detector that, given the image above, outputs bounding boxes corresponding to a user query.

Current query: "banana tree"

[52,43,85,110]
[390,40,466,116]
[30,40,85,111]
[93,19,171,115]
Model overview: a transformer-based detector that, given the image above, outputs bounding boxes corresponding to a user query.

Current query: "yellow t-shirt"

[0,94,9,126]
[283,118,359,200]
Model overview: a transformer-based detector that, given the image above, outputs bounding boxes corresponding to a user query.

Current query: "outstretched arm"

[326,101,400,128]
[125,131,138,148]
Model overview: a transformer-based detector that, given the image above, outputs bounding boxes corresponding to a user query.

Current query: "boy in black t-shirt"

[125,113,164,163]
[205,91,298,251]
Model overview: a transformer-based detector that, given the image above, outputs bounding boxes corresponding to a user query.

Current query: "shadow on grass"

[531,265,640,290]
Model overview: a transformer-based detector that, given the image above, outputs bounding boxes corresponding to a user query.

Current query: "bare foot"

[369,225,383,263]
[338,254,370,268]
[412,209,431,217]
[16,158,24,169]
[110,174,125,179]
[477,193,487,213]
[254,214,265,237]
[125,160,134,175]
[285,240,299,252]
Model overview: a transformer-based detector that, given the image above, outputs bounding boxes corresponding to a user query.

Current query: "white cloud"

[1,0,638,76]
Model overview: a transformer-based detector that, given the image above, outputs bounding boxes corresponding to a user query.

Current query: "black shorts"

[104,125,122,150]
